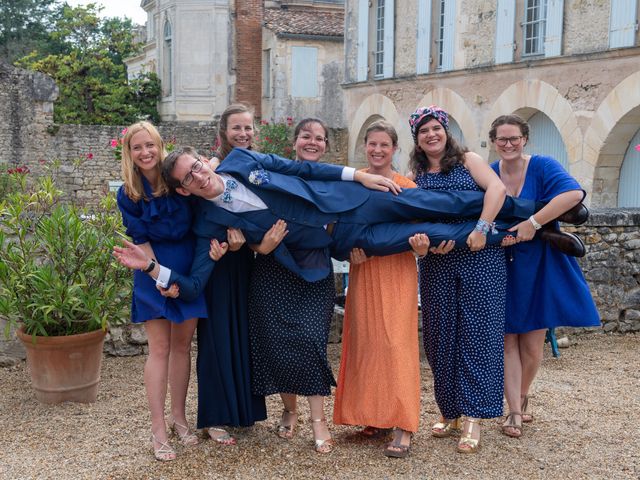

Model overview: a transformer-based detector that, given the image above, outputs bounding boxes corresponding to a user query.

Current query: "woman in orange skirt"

[333,120,428,458]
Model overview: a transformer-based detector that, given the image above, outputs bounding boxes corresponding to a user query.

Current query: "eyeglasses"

[181,158,203,187]
[495,136,524,147]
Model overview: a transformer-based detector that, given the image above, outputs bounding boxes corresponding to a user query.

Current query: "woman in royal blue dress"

[195,103,267,445]
[489,114,600,437]
[116,122,208,461]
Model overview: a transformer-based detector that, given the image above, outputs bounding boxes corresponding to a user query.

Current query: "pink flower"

[86,152,94,159]
[121,128,128,135]
[110,139,118,148]
[39,159,46,165]
[635,144,640,152]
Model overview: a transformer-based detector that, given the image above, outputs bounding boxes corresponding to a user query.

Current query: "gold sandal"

[311,417,334,454]
[502,412,523,438]
[521,395,533,423]
[276,409,298,439]
[431,417,461,438]
[457,418,481,453]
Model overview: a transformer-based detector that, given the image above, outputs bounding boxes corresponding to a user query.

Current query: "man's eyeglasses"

[495,136,524,147]
[181,158,203,187]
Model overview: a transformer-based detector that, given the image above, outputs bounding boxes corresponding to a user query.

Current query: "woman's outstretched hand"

[113,239,150,270]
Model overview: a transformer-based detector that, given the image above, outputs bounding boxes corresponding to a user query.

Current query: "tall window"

[163,20,172,96]
[146,12,155,41]
[374,0,385,77]
[291,46,318,98]
[523,0,546,55]
[436,0,455,71]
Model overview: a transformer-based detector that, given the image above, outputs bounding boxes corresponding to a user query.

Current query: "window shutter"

[291,47,318,97]
[440,0,456,71]
[610,0,638,48]
[416,0,432,74]
[495,0,515,64]
[382,0,395,78]
[357,0,369,81]
[544,0,564,57]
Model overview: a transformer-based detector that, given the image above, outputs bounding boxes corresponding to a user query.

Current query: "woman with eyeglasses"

[488,114,599,438]
[408,105,508,454]
[116,122,208,461]
[245,118,338,453]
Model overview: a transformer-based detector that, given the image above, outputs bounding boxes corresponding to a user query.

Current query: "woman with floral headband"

[408,105,508,453]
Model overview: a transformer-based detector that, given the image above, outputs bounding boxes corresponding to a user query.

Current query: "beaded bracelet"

[474,219,497,236]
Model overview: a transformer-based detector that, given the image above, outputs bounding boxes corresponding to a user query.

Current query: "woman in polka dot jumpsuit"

[408,106,509,453]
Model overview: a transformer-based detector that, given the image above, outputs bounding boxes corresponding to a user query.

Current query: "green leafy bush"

[0,162,132,336]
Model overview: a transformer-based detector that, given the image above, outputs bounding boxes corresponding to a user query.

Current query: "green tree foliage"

[12,3,160,125]
[0,0,59,63]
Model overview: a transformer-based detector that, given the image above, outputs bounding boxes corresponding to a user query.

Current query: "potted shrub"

[0,162,131,403]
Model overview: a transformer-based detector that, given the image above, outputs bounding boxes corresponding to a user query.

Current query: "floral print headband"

[408,105,449,142]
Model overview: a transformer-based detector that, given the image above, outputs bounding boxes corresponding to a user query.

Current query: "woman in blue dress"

[116,121,208,461]
[488,114,600,438]
[195,103,267,445]
[409,106,508,453]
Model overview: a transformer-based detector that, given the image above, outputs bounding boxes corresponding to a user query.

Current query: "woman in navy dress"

[196,103,267,445]
[248,118,337,454]
[488,114,600,437]
[116,121,208,461]
[409,106,508,453]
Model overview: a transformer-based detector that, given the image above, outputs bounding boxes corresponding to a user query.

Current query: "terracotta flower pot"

[17,327,106,404]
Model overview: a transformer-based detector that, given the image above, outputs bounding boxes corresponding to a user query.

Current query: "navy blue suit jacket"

[169,148,535,298]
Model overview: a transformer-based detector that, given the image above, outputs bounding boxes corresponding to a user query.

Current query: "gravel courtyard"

[1,333,638,480]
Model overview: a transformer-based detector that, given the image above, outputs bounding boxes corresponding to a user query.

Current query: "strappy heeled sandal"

[502,412,523,438]
[383,428,412,458]
[311,417,334,454]
[521,395,533,423]
[208,427,237,446]
[167,417,200,446]
[457,418,481,454]
[276,409,298,439]
[431,417,462,438]
[151,433,176,461]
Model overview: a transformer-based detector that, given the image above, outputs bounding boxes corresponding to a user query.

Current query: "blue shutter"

[448,118,465,145]
[440,0,456,71]
[610,0,638,48]
[495,0,516,64]
[357,0,369,81]
[544,0,564,57]
[416,0,432,74]
[525,112,568,170]
[618,129,640,207]
[291,47,318,97]
[383,0,395,78]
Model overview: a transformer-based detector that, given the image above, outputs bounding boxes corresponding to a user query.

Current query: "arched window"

[618,129,640,207]
[525,111,568,170]
[163,20,172,96]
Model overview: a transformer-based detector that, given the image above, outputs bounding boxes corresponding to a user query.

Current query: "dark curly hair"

[409,118,467,176]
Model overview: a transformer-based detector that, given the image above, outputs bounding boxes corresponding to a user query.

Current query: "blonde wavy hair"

[120,121,170,201]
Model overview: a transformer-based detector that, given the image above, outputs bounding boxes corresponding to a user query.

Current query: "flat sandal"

[502,412,523,438]
[521,395,533,423]
[431,417,461,438]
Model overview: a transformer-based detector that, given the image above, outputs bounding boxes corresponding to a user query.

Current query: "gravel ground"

[1,333,638,480]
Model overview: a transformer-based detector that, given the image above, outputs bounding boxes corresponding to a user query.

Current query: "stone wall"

[570,209,640,334]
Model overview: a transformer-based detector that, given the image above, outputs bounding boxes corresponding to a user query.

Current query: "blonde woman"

[116,122,207,461]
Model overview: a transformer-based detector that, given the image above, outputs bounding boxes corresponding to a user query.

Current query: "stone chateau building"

[342,0,640,208]
[125,0,345,124]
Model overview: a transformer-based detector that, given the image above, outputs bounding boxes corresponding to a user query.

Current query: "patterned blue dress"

[116,178,207,323]
[490,155,600,333]
[415,163,505,419]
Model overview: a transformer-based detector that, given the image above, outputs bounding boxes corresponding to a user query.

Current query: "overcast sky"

[64,0,147,25]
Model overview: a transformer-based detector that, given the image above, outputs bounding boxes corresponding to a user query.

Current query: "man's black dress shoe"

[538,226,586,257]
[556,203,589,225]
